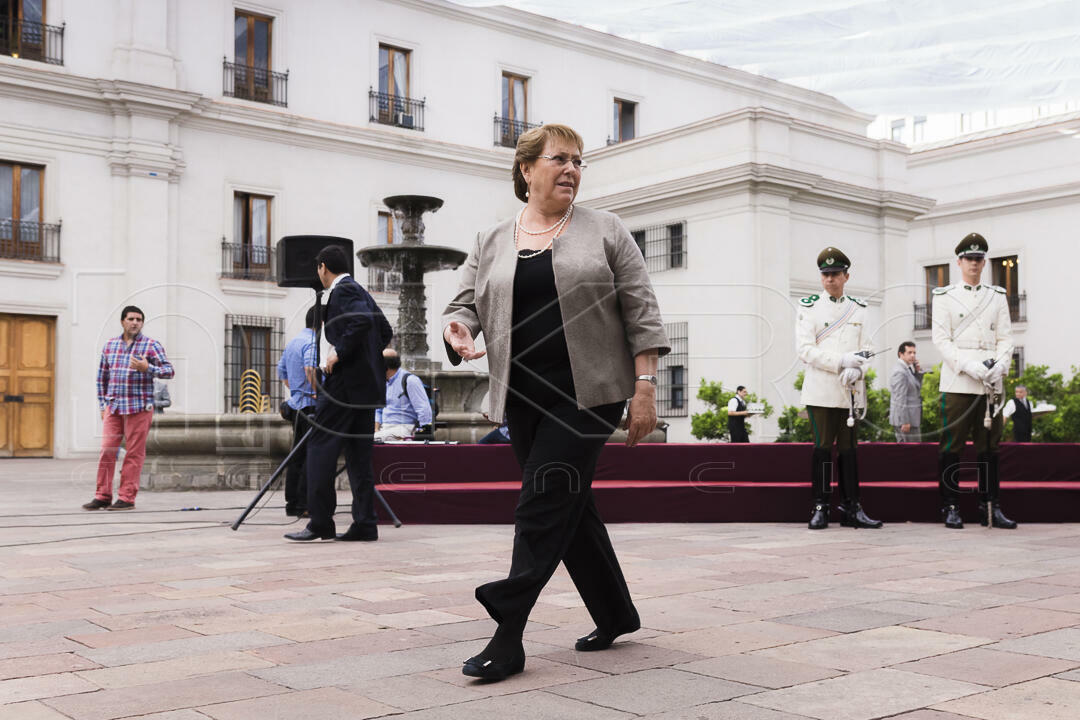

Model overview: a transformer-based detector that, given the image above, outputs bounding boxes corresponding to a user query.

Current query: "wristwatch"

[635,374,658,386]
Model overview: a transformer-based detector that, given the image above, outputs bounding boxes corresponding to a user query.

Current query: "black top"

[509,250,575,406]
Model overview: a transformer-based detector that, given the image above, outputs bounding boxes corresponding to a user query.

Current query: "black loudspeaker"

[276,235,354,289]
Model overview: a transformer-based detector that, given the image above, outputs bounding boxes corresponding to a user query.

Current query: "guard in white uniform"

[932,233,1017,529]
[796,247,882,530]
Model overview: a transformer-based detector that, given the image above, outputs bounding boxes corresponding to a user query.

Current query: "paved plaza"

[1,459,1079,719]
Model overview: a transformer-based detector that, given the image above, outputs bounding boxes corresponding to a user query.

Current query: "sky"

[451,0,1080,115]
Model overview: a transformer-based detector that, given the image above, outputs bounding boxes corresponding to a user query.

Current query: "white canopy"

[453,0,1080,115]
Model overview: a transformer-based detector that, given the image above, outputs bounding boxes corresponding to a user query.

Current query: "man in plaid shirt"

[84,306,175,511]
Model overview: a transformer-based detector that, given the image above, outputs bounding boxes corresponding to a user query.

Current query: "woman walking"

[442,124,669,680]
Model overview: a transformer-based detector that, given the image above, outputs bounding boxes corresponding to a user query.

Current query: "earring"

[525,189,530,198]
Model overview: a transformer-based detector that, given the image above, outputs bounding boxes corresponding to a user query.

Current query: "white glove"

[841,352,868,370]
[986,360,1008,385]
[961,359,989,382]
[839,367,863,387]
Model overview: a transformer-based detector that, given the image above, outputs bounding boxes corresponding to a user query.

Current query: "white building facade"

[3,0,1003,457]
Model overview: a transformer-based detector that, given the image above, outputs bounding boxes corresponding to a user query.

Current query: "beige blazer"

[441,206,670,422]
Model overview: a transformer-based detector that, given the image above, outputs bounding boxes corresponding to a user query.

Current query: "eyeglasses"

[539,154,587,170]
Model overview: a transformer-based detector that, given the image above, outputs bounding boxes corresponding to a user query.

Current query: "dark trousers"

[304,392,377,537]
[475,398,638,635]
[283,405,313,513]
[938,392,1004,505]
[807,406,859,504]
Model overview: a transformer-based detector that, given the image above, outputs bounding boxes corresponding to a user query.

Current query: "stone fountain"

[357,195,466,372]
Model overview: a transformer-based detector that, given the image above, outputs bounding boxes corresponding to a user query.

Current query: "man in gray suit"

[889,341,924,441]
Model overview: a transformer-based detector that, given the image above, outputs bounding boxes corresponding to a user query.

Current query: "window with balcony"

[0,160,59,262]
[223,192,273,280]
[659,321,688,417]
[611,99,636,143]
[495,72,539,147]
[991,255,1025,322]
[224,315,283,412]
[1,0,63,64]
[914,263,948,330]
[371,44,424,130]
[368,211,403,294]
[629,221,688,273]
[224,11,287,106]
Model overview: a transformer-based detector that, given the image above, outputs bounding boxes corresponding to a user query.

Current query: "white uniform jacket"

[796,293,871,409]
[931,284,1013,396]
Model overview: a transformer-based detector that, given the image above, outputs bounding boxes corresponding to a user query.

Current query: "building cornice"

[587,107,895,161]
[393,0,871,130]
[910,113,1080,165]
[581,162,935,219]
[0,259,64,280]
[912,180,1080,222]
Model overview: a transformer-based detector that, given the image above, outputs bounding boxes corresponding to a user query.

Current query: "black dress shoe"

[841,502,883,529]
[336,525,378,542]
[82,498,111,510]
[943,504,964,529]
[979,503,1018,529]
[284,528,335,541]
[462,652,525,681]
[808,503,829,530]
[575,621,640,652]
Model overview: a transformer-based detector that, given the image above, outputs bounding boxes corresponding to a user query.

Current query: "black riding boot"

[979,454,1017,528]
[939,452,963,529]
[838,449,882,528]
[808,448,831,530]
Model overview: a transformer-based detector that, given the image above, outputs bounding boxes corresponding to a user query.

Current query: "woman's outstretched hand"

[444,321,486,361]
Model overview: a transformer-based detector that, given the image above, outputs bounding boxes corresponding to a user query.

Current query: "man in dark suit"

[285,245,393,542]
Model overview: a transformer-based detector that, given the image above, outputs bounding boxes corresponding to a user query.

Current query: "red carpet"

[373,443,1080,524]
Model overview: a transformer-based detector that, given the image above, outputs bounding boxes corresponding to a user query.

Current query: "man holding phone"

[84,305,174,511]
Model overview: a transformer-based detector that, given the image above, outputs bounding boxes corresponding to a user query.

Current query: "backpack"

[398,371,440,422]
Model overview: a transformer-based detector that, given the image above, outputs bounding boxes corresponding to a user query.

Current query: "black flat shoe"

[336,525,378,542]
[462,652,525,681]
[575,621,641,652]
[284,528,335,542]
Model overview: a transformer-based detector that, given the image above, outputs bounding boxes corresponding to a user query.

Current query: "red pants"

[95,409,153,503]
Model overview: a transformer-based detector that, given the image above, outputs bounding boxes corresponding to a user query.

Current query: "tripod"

[231,288,402,531]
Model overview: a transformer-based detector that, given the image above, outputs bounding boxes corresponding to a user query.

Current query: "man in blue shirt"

[375,349,433,441]
[277,306,318,517]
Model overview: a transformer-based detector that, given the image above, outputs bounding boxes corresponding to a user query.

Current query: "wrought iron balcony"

[221,240,275,281]
[223,59,288,107]
[1009,292,1027,323]
[0,19,64,65]
[494,115,541,148]
[369,89,424,131]
[0,219,61,262]
[913,302,932,331]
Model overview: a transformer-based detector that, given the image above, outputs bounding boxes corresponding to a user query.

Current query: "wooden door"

[0,313,55,457]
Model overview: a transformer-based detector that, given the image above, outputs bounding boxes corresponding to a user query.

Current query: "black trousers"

[474,398,638,635]
[283,405,313,513]
[728,419,749,443]
[304,390,376,537]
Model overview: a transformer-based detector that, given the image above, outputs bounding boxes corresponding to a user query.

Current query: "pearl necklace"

[517,204,573,235]
[515,205,573,259]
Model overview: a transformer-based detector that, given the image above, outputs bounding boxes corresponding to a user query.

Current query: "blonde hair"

[512,124,585,203]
